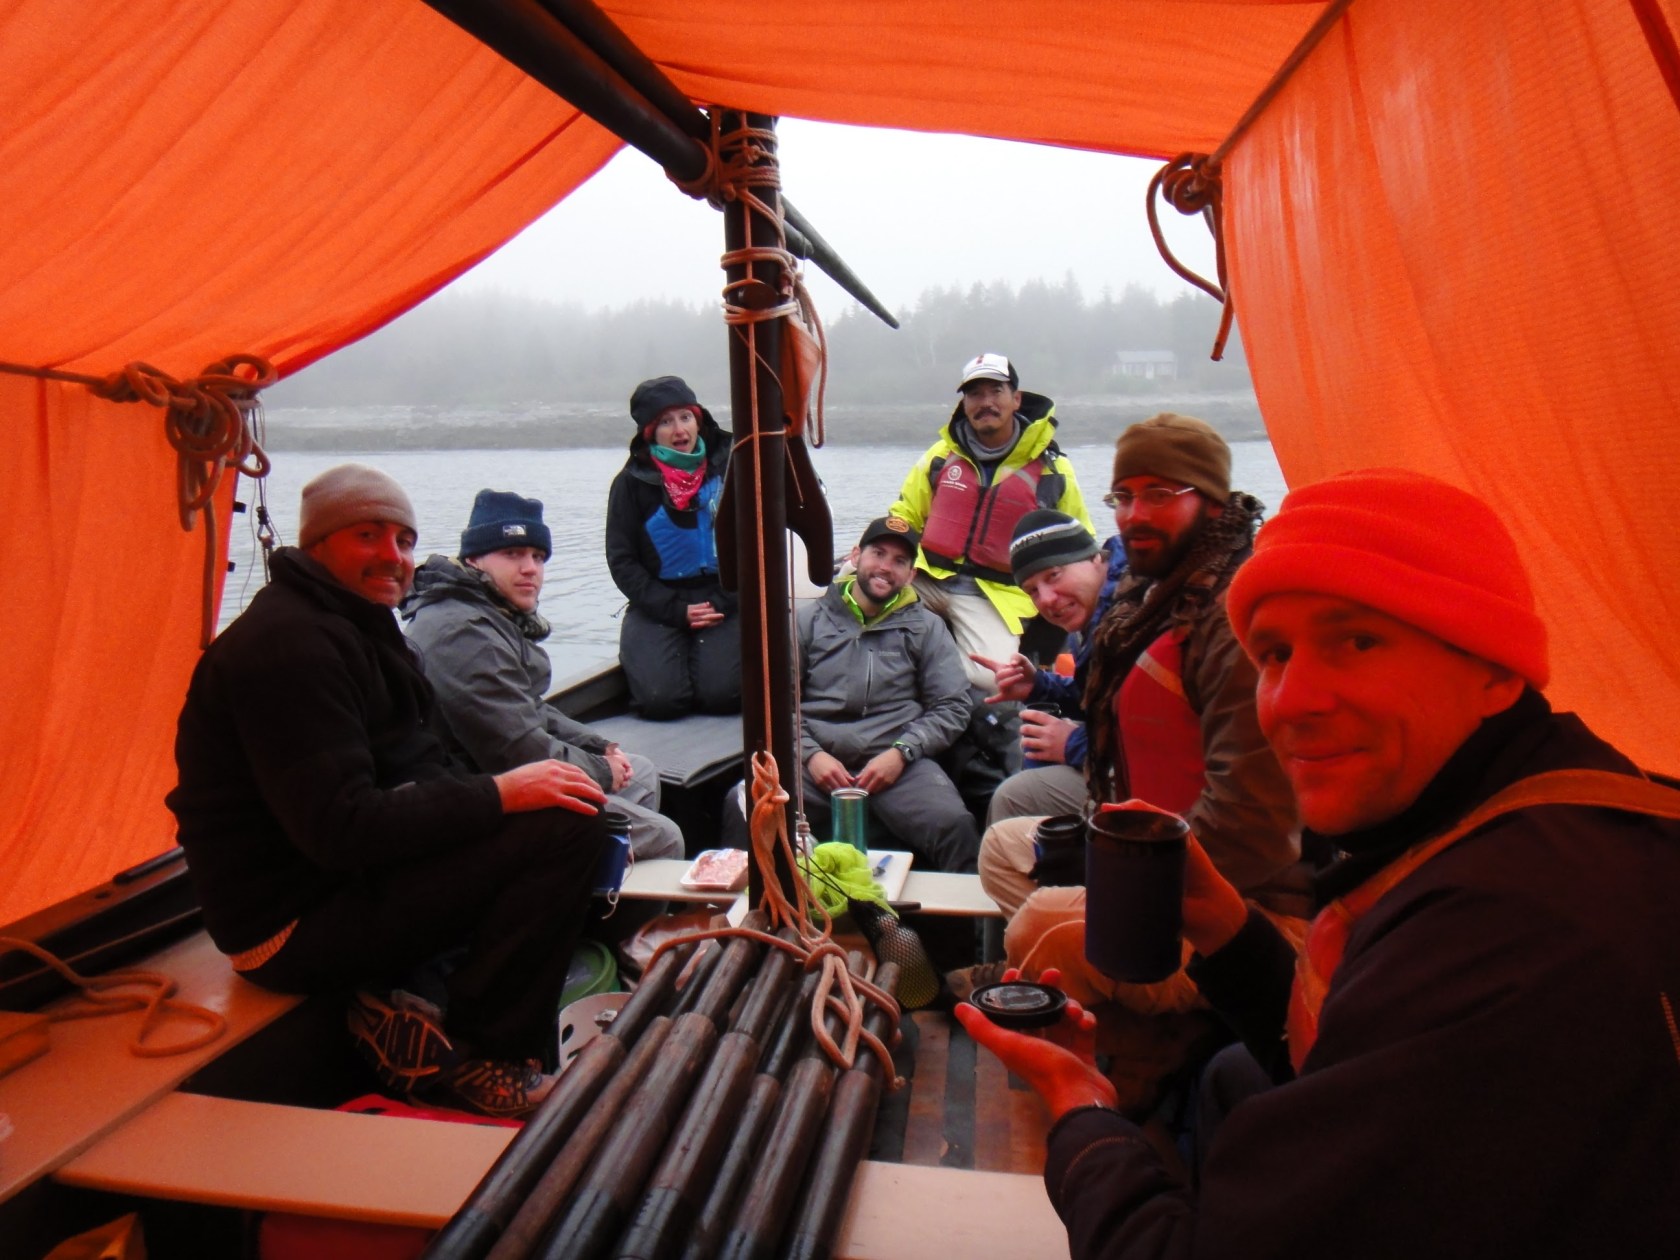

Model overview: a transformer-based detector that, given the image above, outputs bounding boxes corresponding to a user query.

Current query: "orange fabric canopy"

[2,0,1676,924]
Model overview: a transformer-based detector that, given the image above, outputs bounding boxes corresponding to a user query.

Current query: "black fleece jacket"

[1043,692,1680,1259]
[604,409,737,627]
[167,549,502,954]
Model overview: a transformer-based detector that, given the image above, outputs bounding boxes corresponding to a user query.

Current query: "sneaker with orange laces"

[346,990,456,1094]
[416,1057,553,1120]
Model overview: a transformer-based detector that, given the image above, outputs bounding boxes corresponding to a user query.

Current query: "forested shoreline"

[267,278,1260,449]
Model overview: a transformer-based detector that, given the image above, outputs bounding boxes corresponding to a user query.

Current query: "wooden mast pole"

[717,112,800,902]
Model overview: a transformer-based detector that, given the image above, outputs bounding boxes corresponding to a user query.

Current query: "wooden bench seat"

[0,932,300,1206]
[57,1092,1060,1257]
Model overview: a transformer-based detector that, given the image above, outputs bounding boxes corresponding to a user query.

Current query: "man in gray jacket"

[404,489,683,861]
[798,517,979,872]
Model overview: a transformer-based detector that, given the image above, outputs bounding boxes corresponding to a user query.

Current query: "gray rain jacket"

[402,556,615,789]
[797,580,972,768]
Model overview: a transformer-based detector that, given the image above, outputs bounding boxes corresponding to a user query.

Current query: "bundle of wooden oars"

[421,914,903,1260]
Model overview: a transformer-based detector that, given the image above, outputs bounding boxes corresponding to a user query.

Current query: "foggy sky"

[450,120,1219,315]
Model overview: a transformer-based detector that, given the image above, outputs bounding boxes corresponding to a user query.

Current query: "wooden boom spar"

[420,0,899,327]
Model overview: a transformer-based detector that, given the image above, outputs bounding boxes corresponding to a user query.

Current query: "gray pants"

[801,757,979,873]
[614,751,685,860]
[619,605,741,720]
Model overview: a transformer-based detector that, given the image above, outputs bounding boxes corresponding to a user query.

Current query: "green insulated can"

[830,787,870,852]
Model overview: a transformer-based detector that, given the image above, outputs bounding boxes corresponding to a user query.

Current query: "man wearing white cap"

[887,353,1094,690]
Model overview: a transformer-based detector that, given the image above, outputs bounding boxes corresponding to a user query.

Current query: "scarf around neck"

[651,438,708,510]
[1082,491,1264,802]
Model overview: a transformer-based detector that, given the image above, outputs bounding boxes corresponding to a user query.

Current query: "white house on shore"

[1115,349,1178,381]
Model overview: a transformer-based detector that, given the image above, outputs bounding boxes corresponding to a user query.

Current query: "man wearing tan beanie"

[169,463,612,1119]
[960,468,1680,1259]
[965,413,1305,1011]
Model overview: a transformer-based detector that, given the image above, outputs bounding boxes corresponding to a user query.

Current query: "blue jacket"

[1026,536,1127,770]
[604,408,736,628]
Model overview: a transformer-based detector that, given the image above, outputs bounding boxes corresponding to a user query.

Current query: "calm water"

[220,435,1286,680]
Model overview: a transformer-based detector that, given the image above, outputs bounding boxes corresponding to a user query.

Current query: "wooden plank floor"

[870,1011,1048,1176]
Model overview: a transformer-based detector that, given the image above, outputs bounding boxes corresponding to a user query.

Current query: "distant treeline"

[270,277,1252,411]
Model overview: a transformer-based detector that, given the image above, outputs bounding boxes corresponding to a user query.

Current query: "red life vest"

[1114,628,1205,814]
[919,450,1060,583]
[1286,769,1680,1074]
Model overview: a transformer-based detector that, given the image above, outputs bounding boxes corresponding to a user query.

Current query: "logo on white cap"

[959,353,1013,389]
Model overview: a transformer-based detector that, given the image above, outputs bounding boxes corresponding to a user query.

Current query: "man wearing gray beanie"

[169,464,612,1119]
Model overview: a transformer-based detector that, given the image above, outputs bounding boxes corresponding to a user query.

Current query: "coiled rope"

[1146,0,1357,360]
[0,354,275,646]
[0,935,227,1058]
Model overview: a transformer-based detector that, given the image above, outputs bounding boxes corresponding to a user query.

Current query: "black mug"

[1029,813,1086,887]
[1083,804,1188,984]
[1019,703,1064,771]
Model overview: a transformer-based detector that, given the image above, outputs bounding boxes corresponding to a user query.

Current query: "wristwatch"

[891,740,918,763]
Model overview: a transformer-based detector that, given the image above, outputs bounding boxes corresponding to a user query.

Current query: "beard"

[1122,522,1201,578]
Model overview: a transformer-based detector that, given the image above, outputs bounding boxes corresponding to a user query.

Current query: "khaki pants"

[912,574,1019,690]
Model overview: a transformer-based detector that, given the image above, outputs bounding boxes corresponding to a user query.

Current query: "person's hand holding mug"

[1020,706,1074,765]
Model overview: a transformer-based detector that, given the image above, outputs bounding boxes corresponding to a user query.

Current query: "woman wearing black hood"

[605,375,741,718]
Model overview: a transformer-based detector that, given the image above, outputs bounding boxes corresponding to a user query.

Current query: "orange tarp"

[1,0,1677,924]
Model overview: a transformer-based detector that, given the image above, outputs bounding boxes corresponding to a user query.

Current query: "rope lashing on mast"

[1145,0,1357,361]
[670,114,829,447]
[655,115,902,1076]
[0,354,275,647]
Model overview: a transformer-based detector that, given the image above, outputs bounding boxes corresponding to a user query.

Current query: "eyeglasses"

[1102,485,1198,511]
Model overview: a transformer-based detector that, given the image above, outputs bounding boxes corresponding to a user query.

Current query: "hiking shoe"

[942,961,1011,1006]
[347,990,456,1094]
[416,1057,551,1120]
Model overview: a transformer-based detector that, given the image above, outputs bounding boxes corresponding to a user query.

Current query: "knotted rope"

[0,354,275,646]
[643,752,904,1086]
[1146,0,1357,360]
[0,935,228,1059]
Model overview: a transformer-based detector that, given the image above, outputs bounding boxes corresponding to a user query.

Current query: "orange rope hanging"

[1146,0,1358,360]
[0,354,275,646]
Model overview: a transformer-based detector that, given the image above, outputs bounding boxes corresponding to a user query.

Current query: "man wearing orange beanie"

[959,468,1680,1259]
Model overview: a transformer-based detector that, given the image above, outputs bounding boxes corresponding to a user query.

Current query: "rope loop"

[0,353,275,646]
[1146,153,1235,360]
[1142,0,1358,363]
[0,935,228,1058]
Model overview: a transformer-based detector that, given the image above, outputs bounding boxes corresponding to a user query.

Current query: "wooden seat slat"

[0,932,299,1205]
[57,1093,1060,1256]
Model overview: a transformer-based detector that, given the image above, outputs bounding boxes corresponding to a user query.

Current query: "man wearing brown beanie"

[959,468,1680,1260]
[976,413,1306,1013]
[168,464,612,1119]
